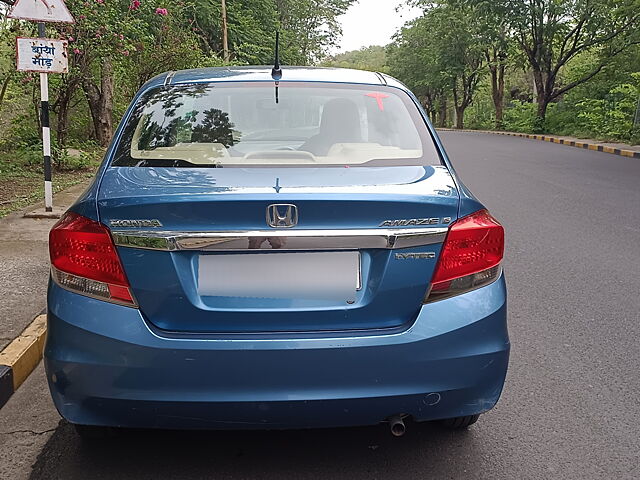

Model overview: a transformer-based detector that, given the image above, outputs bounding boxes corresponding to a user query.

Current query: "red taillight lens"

[426,209,504,302]
[49,212,136,306]
[50,212,127,285]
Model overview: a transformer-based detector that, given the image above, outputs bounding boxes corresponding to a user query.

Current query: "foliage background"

[0,0,355,161]
[1,0,639,180]
[0,0,357,214]
[324,0,640,144]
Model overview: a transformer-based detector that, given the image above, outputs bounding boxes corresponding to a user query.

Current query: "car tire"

[440,414,480,429]
[73,424,113,441]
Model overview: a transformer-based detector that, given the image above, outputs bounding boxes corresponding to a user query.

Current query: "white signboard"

[16,37,69,74]
[8,0,74,24]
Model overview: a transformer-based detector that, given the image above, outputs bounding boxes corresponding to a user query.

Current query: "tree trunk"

[532,69,548,132]
[455,106,465,129]
[490,64,505,129]
[0,75,11,111]
[534,98,549,132]
[99,59,115,145]
[536,99,548,117]
[221,0,229,62]
[83,58,115,146]
[54,80,78,147]
[56,98,70,147]
[494,98,504,129]
[420,95,435,123]
[84,83,101,142]
[437,98,447,128]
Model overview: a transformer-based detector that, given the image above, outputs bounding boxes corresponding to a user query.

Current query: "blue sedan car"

[45,67,509,438]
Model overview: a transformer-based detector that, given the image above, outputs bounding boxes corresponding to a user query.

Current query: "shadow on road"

[29,419,482,479]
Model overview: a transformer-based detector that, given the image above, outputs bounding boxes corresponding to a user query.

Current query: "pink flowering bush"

[43,0,205,142]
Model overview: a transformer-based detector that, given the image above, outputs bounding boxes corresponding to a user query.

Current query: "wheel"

[440,414,480,429]
[73,423,113,441]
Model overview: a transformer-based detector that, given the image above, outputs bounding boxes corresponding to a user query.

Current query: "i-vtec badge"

[109,219,163,228]
[379,217,451,227]
[395,252,436,260]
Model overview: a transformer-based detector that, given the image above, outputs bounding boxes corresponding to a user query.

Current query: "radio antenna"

[271,31,282,80]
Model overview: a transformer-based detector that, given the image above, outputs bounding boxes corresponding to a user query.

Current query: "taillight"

[425,209,504,303]
[49,212,136,307]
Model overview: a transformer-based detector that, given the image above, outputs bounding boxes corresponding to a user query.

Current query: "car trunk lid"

[98,165,458,334]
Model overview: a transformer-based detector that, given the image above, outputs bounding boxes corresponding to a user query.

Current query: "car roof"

[143,66,407,92]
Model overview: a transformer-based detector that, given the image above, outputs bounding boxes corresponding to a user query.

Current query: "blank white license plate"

[197,251,360,301]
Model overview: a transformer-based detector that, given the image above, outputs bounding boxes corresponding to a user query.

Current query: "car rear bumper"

[44,275,509,430]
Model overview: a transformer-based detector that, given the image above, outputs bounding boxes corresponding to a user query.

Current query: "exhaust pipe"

[388,415,406,437]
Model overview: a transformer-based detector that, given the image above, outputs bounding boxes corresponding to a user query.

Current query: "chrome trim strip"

[356,251,362,291]
[111,227,448,252]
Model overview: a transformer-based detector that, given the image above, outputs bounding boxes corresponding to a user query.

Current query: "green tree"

[321,45,388,73]
[196,0,279,64]
[389,4,485,128]
[47,0,204,146]
[545,47,640,142]
[410,0,512,128]
[0,0,357,151]
[387,18,447,125]
[276,0,355,64]
[189,0,355,65]
[472,2,511,129]
[480,0,640,130]
[0,8,17,111]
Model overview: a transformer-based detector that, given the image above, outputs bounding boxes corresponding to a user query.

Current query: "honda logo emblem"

[266,204,298,228]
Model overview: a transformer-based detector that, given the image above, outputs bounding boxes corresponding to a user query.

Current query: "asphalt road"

[0,183,90,351]
[1,131,639,479]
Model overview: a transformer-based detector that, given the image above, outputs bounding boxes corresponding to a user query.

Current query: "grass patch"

[0,149,101,218]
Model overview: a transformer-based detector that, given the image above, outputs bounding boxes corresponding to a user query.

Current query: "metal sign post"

[38,23,53,211]
[9,0,74,214]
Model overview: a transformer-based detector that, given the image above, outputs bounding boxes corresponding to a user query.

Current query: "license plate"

[197,251,361,301]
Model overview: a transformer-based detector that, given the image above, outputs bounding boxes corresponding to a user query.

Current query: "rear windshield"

[111,82,441,167]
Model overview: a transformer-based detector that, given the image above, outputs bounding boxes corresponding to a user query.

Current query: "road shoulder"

[0,315,47,409]
[0,181,90,409]
[436,128,640,159]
